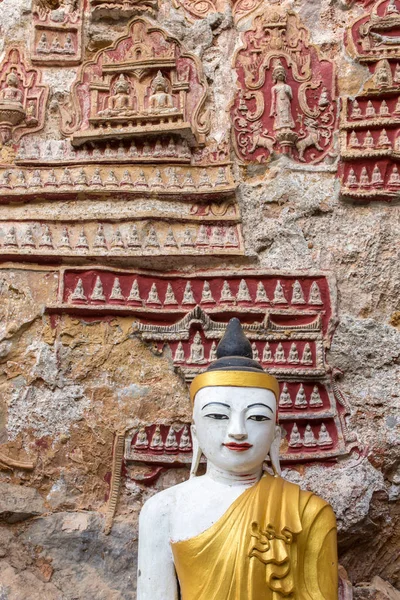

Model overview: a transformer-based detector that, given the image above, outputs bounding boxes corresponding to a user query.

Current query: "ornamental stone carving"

[231,6,338,164]
[0,48,49,146]
[340,0,400,201]
[59,17,210,149]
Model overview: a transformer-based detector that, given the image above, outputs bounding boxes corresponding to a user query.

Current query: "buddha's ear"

[190,424,202,478]
[269,425,282,478]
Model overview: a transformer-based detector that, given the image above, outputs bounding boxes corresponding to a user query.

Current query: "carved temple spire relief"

[59,18,210,149]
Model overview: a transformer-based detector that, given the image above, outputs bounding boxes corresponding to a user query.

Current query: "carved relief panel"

[52,268,355,469]
[340,0,400,201]
[231,7,338,164]
[90,0,158,21]
[31,0,84,65]
[0,48,49,147]
[60,17,210,149]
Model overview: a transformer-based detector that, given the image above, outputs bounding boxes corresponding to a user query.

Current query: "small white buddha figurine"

[294,384,308,409]
[201,281,215,303]
[220,280,234,302]
[174,341,185,363]
[165,427,179,451]
[310,385,324,407]
[317,423,333,447]
[256,281,269,303]
[182,281,195,304]
[179,426,192,452]
[279,382,293,407]
[291,280,305,304]
[365,101,376,118]
[360,166,370,186]
[273,280,287,303]
[363,130,374,148]
[189,332,206,364]
[346,168,358,188]
[137,319,338,599]
[301,342,313,365]
[262,341,273,363]
[135,427,149,450]
[274,342,286,363]
[377,129,391,148]
[150,425,164,452]
[251,342,259,361]
[374,59,392,88]
[379,100,389,117]
[371,165,384,187]
[303,424,318,447]
[288,422,303,448]
[388,165,400,187]
[350,99,362,119]
[208,341,217,362]
[164,283,178,305]
[288,342,299,364]
[349,131,360,147]
[148,71,177,114]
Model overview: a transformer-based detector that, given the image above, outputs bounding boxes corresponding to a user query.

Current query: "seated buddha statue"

[137,318,338,600]
[99,74,135,117]
[148,71,177,114]
[0,72,24,107]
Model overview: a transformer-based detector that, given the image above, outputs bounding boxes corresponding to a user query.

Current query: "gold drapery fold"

[171,474,338,600]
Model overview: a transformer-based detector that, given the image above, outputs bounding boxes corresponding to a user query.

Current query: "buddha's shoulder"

[139,476,201,520]
[277,476,334,514]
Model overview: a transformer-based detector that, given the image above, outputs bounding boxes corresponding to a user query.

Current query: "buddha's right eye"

[204,413,229,420]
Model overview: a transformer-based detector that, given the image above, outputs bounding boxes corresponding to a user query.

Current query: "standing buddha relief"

[231,6,338,164]
[60,18,210,149]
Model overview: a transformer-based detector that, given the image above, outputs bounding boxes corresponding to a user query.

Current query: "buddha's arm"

[299,495,339,599]
[137,494,179,600]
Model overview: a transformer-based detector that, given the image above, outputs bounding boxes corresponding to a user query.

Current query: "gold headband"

[189,370,280,404]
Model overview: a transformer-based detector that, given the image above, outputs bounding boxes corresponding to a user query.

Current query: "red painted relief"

[60,17,210,148]
[52,267,355,466]
[0,48,49,146]
[231,7,337,164]
[32,0,84,66]
[340,0,400,201]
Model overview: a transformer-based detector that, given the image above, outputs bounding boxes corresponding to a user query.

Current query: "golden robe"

[171,474,338,600]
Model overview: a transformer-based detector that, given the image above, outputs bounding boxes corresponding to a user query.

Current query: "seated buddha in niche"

[137,318,338,600]
[148,70,177,114]
[99,74,135,117]
[0,72,24,108]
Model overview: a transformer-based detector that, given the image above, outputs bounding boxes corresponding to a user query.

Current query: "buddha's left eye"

[205,413,229,420]
[248,415,270,421]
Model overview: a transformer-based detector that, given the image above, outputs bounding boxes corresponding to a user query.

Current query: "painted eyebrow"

[247,403,273,413]
[201,402,230,410]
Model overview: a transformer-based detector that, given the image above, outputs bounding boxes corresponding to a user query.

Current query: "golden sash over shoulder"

[172,474,338,600]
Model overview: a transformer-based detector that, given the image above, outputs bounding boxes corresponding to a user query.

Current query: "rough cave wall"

[0,0,399,598]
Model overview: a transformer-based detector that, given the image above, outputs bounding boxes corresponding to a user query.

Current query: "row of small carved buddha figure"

[173,337,314,367]
[18,137,192,162]
[36,32,75,55]
[130,420,334,453]
[0,167,228,190]
[288,422,333,448]
[350,97,400,120]
[70,277,323,306]
[2,224,238,253]
[345,164,400,188]
[348,129,400,150]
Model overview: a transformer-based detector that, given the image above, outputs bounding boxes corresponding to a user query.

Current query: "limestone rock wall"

[0,0,399,598]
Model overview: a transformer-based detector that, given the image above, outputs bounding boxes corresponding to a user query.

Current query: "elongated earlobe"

[190,424,202,478]
[269,425,282,477]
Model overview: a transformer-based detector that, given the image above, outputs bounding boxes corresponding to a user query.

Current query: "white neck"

[205,461,263,487]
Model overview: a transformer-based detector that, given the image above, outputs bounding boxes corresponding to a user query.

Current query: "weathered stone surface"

[0,482,45,523]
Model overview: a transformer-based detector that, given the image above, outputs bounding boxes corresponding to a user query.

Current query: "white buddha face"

[192,386,277,474]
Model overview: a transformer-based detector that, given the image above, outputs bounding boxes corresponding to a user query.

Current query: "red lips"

[223,442,253,452]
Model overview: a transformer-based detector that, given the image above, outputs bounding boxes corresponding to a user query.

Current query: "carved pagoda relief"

[51,267,355,467]
[231,6,338,164]
[340,0,400,201]
[31,0,84,65]
[59,18,210,150]
[0,48,49,146]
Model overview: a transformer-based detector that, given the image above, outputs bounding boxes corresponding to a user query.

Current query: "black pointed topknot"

[207,317,264,373]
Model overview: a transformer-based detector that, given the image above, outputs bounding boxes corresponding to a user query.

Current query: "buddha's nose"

[227,413,247,440]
